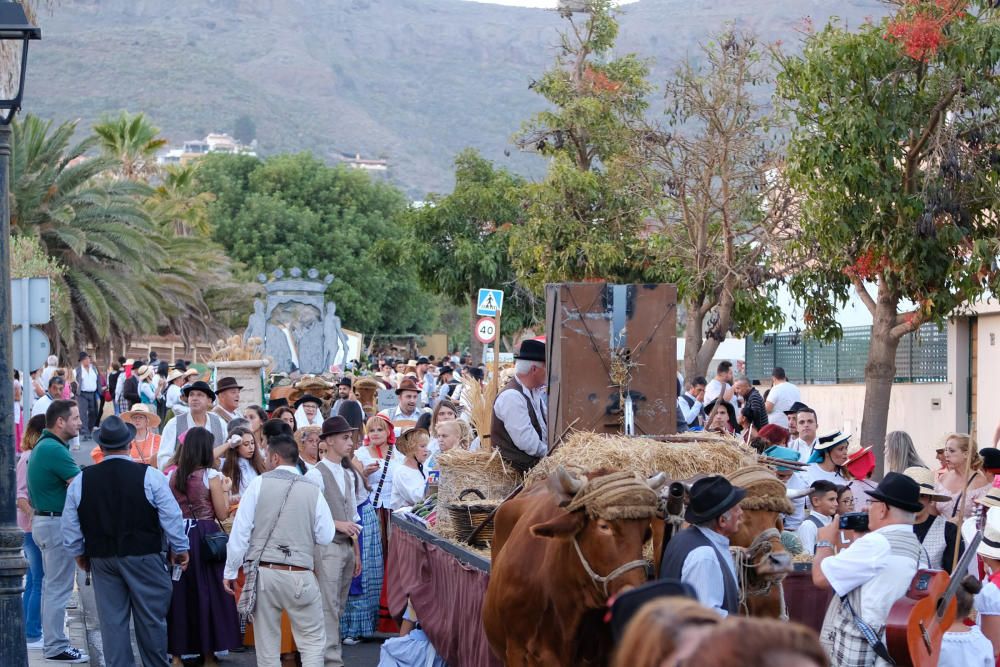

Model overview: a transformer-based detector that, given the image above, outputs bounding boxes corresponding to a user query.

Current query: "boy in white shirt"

[796,480,839,554]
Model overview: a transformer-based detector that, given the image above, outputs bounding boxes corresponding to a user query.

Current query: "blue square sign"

[476,288,503,317]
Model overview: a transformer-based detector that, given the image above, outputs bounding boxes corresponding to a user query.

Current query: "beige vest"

[246,469,320,570]
[316,461,354,545]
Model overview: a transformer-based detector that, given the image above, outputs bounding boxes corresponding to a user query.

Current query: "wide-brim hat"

[979,520,1000,560]
[396,378,420,395]
[763,445,800,472]
[843,444,876,479]
[684,475,747,524]
[121,403,162,429]
[865,472,923,513]
[514,339,546,362]
[976,485,1000,510]
[783,401,810,416]
[902,466,951,502]
[93,415,136,450]
[183,368,201,378]
[182,380,216,401]
[134,364,151,380]
[704,399,737,429]
[216,376,243,393]
[815,431,851,451]
[294,394,323,409]
[166,369,185,384]
[320,416,357,439]
[982,448,1000,471]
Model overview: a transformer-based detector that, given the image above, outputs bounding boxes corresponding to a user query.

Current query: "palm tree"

[11,115,164,351]
[92,111,167,181]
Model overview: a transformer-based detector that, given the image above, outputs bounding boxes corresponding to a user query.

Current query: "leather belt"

[259,562,310,572]
[35,511,62,517]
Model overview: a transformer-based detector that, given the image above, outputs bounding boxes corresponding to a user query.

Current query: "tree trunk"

[468,293,484,363]
[863,288,902,480]
[683,305,705,380]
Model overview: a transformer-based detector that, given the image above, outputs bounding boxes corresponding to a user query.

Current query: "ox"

[484,468,665,666]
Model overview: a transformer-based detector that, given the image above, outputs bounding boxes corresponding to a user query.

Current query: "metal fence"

[744,324,948,384]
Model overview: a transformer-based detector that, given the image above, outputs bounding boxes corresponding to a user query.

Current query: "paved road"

[223,641,383,665]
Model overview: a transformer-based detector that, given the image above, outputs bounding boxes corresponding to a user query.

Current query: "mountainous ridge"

[28,0,886,195]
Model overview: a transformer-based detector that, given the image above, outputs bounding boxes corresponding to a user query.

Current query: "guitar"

[884,530,983,667]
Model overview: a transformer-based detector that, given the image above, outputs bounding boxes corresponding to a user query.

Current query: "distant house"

[156,133,257,166]
[335,152,389,174]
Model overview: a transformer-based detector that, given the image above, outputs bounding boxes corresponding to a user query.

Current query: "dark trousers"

[91,554,172,667]
[78,391,98,436]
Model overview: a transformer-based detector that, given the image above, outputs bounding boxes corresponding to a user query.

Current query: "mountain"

[27,0,886,196]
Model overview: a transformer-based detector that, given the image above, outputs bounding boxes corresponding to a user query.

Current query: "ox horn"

[787,487,813,501]
[555,466,584,496]
[647,472,667,491]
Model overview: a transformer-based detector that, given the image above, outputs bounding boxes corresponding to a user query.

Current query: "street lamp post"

[0,3,40,664]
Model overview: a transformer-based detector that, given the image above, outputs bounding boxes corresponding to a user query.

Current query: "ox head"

[530,467,666,600]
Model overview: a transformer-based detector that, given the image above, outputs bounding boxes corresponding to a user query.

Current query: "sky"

[461,0,636,8]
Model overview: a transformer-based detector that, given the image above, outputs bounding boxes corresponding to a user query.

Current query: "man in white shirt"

[40,354,59,390]
[677,376,707,431]
[788,407,819,462]
[765,367,800,428]
[490,340,547,473]
[223,436,334,667]
[304,417,362,667]
[31,375,64,419]
[75,352,101,439]
[157,381,226,469]
[795,480,838,554]
[211,376,243,424]
[812,473,923,666]
[703,361,738,414]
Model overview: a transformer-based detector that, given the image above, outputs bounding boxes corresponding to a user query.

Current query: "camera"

[839,512,869,533]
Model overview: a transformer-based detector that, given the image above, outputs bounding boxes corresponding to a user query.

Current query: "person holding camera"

[812,473,923,666]
[61,416,190,667]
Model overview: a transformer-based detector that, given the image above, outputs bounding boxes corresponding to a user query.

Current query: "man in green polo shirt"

[26,399,90,663]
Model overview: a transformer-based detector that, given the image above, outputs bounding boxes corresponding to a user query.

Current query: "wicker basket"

[446,488,499,548]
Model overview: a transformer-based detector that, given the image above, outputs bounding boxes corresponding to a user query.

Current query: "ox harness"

[571,536,652,599]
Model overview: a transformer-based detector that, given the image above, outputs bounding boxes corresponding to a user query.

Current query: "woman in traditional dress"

[936,432,991,521]
[167,427,240,666]
[293,394,324,428]
[390,428,430,510]
[164,369,188,421]
[294,425,323,471]
[243,405,268,450]
[426,399,459,455]
[271,406,297,433]
[91,403,162,465]
[220,426,266,499]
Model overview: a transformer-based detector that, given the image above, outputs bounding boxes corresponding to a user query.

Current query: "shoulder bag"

[237,477,299,623]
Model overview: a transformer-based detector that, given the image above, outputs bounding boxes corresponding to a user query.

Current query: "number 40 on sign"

[475,317,497,344]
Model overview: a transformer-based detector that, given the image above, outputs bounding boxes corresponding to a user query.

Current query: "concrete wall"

[976,312,1000,449]
[798,382,958,465]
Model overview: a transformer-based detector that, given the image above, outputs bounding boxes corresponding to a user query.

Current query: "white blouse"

[939,627,994,667]
[356,446,399,509]
[976,578,1000,618]
[389,464,426,511]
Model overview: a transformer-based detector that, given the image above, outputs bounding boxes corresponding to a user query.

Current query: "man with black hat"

[74,351,103,439]
[61,416,190,667]
[491,339,548,473]
[659,476,746,617]
[211,376,243,423]
[330,377,364,421]
[156,380,226,470]
[812,472,923,666]
[304,417,362,666]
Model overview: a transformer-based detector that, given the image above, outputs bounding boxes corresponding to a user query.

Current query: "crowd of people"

[14,345,1000,667]
[15,349,489,666]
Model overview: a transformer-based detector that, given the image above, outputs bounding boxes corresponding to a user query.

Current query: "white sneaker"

[343,637,360,645]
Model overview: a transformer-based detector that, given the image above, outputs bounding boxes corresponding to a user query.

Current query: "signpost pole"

[491,307,502,395]
[18,279,30,424]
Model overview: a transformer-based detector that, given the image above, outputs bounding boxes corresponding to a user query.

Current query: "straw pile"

[433,448,522,538]
[460,375,498,450]
[727,465,795,514]
[526,431,756,484]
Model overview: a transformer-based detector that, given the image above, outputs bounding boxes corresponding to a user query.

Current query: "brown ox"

[483,468,665,666]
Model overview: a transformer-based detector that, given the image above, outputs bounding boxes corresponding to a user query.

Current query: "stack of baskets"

[446,488,500,548]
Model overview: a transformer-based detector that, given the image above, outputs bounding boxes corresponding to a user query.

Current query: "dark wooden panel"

[546,283,678,446]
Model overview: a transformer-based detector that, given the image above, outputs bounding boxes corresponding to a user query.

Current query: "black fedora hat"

[609,579,698,642]
[93,415,136,450]
[684,475,747,524]
[216,376,243,393]
[294,394,323,409]
[783,401,810,416]
[865,472,923,513]
[320,416,357,439]
[981,448,1000,471]
[268,397,289,412]
[337,376,353,388]
[182,380,216,401]
[514,339,545,363]
[337,400,365,430]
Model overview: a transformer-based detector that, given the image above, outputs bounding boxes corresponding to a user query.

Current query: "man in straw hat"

[91,403,162,465]
[212,376,244,424]
[304,417,362,667]
[491,339,548,474]
[812,472,923,666]
[61,416,189,667]
[659,476,746,617]
[156,380,226,470]
[902,466,963,574]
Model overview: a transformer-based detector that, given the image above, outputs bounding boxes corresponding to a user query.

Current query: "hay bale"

[527,431,756,484]
[434,448,522,536]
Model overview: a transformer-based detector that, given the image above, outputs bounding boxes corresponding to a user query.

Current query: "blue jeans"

[23,531,43,641]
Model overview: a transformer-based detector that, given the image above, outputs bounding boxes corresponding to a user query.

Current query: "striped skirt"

[340,500,383,639]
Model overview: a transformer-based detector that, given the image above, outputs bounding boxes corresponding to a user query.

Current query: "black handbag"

[184,495,229,563]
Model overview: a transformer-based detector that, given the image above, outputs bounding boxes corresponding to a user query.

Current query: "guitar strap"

[841,595,896,665]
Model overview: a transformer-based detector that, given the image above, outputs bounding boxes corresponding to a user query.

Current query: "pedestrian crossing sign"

[477,288,503,316]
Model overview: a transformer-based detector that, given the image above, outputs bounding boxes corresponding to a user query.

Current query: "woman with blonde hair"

[17,414,47,647]
[885,430,927,474]
[935,432,991,521]
[611,596,719,667]
[689,617,829,667]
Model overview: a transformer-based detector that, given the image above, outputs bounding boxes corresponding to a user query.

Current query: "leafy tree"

[635,31,797,379]
[775,0,1000,469]
[401,149,541,359]
[508,0,655,290]
[11,115,161,353]
[93,110,167,181]
[196,152,436,335]
[233,114,256,145]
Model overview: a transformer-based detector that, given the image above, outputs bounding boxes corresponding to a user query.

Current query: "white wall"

[976,312,1000,449]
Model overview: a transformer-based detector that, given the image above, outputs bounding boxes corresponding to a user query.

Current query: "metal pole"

[0,123,28,666]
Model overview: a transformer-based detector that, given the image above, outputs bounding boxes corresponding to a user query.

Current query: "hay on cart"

[434,448,522,538]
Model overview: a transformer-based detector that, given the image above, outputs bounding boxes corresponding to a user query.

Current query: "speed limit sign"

[475,317,497,344]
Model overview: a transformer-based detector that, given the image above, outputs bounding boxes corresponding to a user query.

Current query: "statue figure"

[244,299,266,343]
[323,301,349,370]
